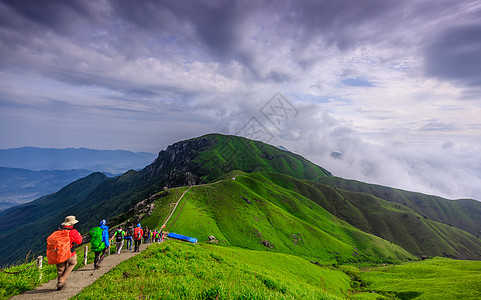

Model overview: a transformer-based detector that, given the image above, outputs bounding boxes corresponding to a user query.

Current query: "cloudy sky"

[1,0,480,200]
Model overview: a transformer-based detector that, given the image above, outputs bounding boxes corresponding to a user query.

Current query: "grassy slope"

[73,240,350,300]
[253,172,481,260]
[357,257,481,299]
[142,173,414,264]
[319,177,481,237]
[192,134,331,182]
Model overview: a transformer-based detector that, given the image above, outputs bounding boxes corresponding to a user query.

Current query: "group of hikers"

[111,223,165,255]
[46,215,165,291]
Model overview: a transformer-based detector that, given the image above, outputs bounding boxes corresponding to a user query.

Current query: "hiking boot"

[57,282,66,291]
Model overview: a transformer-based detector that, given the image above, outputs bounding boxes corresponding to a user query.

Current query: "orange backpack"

[46,229,71,265]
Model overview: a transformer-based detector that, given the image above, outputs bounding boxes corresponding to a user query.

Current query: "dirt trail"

[10,243,150,300]
[161,185,192,228]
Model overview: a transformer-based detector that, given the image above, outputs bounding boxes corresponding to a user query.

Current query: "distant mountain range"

[0,167,92,210]
[0,147,157,210]
[0,134,480,266]
[0,147,156,173]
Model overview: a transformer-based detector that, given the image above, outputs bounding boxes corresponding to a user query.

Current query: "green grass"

[318,177,481,237]
[73,240,348,299]
[253,172,481,260]
[142,172,414,264]
[356,257,481,299]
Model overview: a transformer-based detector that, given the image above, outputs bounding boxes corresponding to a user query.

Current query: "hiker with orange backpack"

[90,219,110,269]
[133,223,143,252]
[46,215,82,291]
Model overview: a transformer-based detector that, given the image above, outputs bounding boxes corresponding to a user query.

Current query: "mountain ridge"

[0,133,480,266]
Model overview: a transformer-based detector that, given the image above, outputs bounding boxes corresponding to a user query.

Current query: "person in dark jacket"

[124,224,134,251]
[111,226,125,254]
[143,226,150,244]
[56,215,83,291]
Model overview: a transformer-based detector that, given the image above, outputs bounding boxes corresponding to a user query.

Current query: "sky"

[0,0,480,200]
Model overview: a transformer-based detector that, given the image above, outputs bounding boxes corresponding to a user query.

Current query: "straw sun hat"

[61,215,79,226]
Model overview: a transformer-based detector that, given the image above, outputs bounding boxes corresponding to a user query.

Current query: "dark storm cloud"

[283,0,401,50]
[1,0,104,33]
[108,0,403,78]
[425,24,481,87]
[110,0,255,65]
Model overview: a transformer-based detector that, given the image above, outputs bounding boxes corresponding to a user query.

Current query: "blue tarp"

[167,232,198,244]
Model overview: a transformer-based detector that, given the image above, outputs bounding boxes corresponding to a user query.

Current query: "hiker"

[111,226,125,254]
[133,223,143,252]
[90,219,110,269]
[151,229,156,242]
[143,226,150,244]
[152,229,159,242]
[47,215,83,291]
[124,224,134,251]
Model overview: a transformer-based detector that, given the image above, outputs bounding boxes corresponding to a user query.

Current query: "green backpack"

[90,227,105,252]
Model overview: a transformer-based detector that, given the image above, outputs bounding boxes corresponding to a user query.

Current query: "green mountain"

[70,133,333,233]
[318,177,481,237]
[254,173,481,259]
[140,172,414,263]
[0,134,332,266]
[1,133,480,267]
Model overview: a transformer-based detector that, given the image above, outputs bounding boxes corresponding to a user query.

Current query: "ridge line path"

[10,243,149,300]
[161,185,192,229]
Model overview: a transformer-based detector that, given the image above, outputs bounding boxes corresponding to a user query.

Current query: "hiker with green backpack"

[46,215,83,291]
[90,219,110,269]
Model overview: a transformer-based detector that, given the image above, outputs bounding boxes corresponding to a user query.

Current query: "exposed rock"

[144,138,214,186]
[261,240,273,249]
[208,235,218,244]
[241,196,252,204]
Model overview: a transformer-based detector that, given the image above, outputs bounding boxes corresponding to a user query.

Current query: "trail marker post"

[37,256,43,280]
[84,246,88,266]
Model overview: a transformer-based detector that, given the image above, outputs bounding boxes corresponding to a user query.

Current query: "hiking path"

[10,243,149,300]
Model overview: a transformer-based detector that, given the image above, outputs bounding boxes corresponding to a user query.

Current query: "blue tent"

[167,232,198,244]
